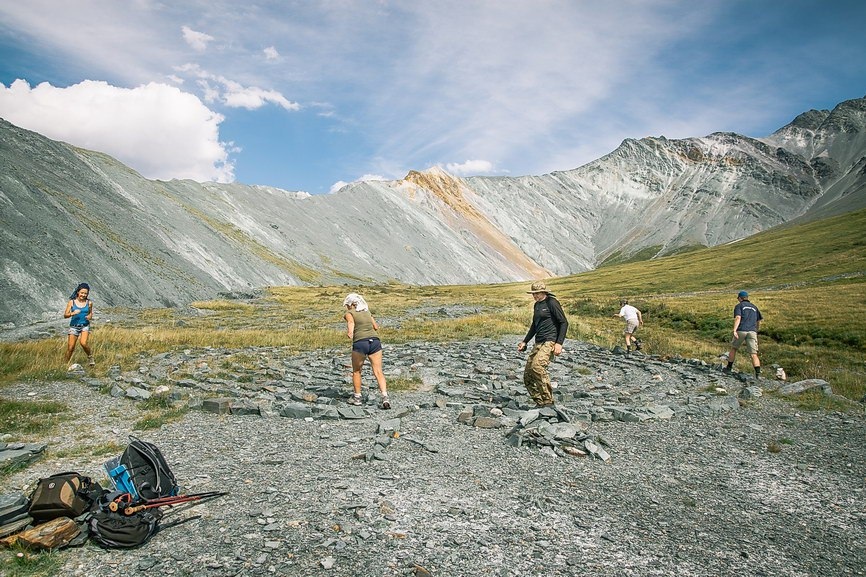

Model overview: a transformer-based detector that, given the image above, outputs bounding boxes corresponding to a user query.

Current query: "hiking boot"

[348,394,362,406]
[88,356,95,367]
[381,396,391,410]
[722,365,731,374]
[634,339,642,351]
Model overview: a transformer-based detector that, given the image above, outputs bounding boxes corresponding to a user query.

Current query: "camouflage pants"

[524,341,555,406]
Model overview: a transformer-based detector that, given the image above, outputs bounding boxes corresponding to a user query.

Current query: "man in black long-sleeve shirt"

[517,281,569,407]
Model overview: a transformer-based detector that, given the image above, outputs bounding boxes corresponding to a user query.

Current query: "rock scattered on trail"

[4,336,863,577]
[58,337,797,463]
[0,442,47,469]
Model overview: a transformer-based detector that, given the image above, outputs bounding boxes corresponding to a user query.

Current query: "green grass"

[0,398,69,435]
[133,406,188,431]
[0,547,62,577]
[50,441,126,461]
[387,377,425,392]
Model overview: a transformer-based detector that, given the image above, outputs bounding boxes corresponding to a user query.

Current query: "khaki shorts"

[624,320,639,335]
[731,331,758,354]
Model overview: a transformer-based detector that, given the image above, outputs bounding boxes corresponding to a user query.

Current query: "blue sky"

[1,1,864,195]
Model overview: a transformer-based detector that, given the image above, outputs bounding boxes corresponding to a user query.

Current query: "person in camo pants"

[517,281,569,408]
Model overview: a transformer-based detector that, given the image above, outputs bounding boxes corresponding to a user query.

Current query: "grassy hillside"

[2,208,864,421]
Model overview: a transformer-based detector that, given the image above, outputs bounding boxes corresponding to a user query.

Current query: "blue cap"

[738,290,749,298]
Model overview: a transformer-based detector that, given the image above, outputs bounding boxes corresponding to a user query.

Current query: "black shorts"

[352,337,382,356]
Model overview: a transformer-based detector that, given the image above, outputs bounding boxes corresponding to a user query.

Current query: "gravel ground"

[2,338,865,577]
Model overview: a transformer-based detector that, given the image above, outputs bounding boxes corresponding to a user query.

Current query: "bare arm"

[344,313,355,339]
[86,301,94,322]
[732,315,741,336]
[63,300,74,318]
[637,310,643,324]
[370,315,380,331]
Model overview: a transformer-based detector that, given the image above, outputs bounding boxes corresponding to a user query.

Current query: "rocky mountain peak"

[2,97,865,325]
[404,167,484,221]
[788,109,831,130]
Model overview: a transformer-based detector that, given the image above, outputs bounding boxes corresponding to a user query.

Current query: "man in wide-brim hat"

[517,281,569,407]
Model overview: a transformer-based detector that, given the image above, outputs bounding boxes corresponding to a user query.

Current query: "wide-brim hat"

[527,281,549,294]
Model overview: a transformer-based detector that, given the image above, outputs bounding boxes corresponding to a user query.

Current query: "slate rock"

[125,386,151,400]
[739,386,763,400]
[337,407,368,420]
[230,400,261,416]
[472,416,502,429]
[778,379,831,396]
[202,398,233,414]
[280,402,313,419]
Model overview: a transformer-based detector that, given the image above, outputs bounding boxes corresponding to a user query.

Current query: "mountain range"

[1,96,864,326]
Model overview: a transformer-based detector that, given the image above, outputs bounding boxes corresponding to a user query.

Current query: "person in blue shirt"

[64,282,94,368]
[723,290,763,377]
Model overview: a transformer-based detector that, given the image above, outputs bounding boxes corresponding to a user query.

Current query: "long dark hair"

[70,282,91,300]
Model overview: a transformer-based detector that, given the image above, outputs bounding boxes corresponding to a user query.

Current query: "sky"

[0,1,864,195]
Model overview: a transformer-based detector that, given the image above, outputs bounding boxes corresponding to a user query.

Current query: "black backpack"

[87,508,162,549]
[86,491,202,549]
[119,436,179,500]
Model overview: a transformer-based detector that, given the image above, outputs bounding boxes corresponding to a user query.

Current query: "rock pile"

[82,338,767,425]
[59,337,808,466]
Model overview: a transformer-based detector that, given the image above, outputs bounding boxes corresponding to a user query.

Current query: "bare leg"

[368,350,388,396]
[351,351,365,395]
[79,331,92,358]
[65,334,77,363]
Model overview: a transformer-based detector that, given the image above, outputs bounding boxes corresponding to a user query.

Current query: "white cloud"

[329,181,348,193]
[221,81,299,111]
[176,63,299,111]
[0,79,234,183]
[444,159,494,176]
[329,173,387,194]
[263,46,279,60]
[182,25,214,52]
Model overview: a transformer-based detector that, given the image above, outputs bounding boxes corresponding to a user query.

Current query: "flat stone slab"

[0,442,47,468]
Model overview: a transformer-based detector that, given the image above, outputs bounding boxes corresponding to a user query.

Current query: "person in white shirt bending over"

[614,299,643,353]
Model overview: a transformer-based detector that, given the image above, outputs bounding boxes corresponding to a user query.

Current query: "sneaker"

[348,394,362,406]
[634,339,642,351]
[381,396,391,410]
[88,356,95,367]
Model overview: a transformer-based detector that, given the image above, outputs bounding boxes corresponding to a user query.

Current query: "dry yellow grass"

[2,209,864,405]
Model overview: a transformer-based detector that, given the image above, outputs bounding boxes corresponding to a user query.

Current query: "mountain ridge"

[1,95,864,325]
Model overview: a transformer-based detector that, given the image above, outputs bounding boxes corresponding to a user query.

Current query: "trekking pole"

[123,491,227,515]
[145,491,226,505]
[107,492,134,512]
